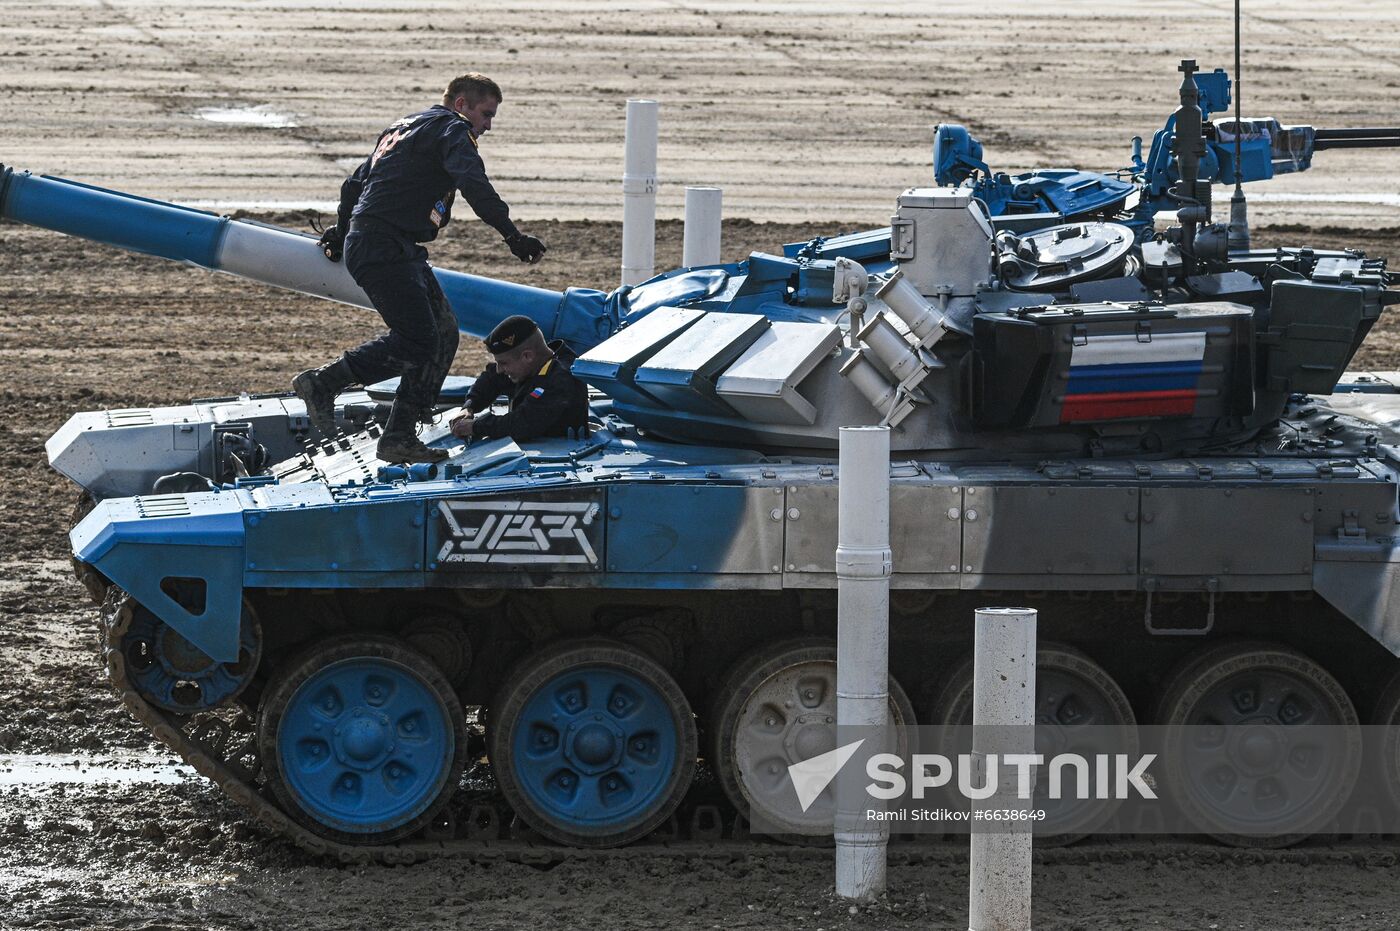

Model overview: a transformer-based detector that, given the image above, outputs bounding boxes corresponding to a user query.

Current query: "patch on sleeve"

[530,387,545,399]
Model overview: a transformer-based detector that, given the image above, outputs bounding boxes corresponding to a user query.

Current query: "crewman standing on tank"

[450,315,589,444]
[294,72,547,464]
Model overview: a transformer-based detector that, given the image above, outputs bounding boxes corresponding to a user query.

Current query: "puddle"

[192,105,299,129]
[185,199,339,213]
[0,753,197,786]
[1252,192,1400,207]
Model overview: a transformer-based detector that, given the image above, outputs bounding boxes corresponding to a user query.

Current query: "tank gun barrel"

[0,165,614,352]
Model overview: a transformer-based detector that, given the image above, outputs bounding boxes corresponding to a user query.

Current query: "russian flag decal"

[530,387,545,399]
[1060,332,1206,423]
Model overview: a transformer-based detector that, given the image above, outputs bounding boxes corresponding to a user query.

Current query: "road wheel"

[710,637,916,841]
[488,638,696,847]
[1156,640,1361,848]
[930,642,1137,846]
[258,635,465,845]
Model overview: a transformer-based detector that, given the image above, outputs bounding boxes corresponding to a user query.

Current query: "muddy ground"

[5,0,1400,927]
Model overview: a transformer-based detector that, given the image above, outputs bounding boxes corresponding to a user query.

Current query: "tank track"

[99,587,763,865]
[98,589,1400,867]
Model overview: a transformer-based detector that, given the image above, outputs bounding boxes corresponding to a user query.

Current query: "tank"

[9,60,1400,860]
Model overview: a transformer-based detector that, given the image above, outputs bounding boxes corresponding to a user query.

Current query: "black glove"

[318,224,346,262]
[506,232,547,264]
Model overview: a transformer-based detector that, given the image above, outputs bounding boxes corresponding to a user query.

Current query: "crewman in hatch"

[450,315,589,443]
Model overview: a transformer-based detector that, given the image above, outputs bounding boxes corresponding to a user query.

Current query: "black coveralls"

[466,343,590,442]
[337,105,522,411]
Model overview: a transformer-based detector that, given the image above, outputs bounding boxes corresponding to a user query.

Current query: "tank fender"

[70,492,246,663]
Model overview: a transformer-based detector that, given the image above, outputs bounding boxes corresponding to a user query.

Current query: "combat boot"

[292,358,355,438]
[377,399,449,464]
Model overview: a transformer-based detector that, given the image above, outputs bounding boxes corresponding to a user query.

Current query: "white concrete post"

[968,607,1037,931]
[835,425,892,901]
[621,99,658,287]
[682,186,722,267]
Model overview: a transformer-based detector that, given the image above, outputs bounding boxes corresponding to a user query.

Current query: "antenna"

[1228,0,1251,249]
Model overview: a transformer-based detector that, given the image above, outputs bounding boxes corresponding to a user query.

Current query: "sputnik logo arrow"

[787,739,865,813]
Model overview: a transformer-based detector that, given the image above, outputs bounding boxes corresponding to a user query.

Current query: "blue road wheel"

[489,639,696,847]
[125,601,261,713]
[258,636,465,845]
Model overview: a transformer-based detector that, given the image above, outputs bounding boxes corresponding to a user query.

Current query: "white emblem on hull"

[436,500,600,565]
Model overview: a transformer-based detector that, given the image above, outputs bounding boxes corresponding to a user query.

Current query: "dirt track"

[5,0,1400,928]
